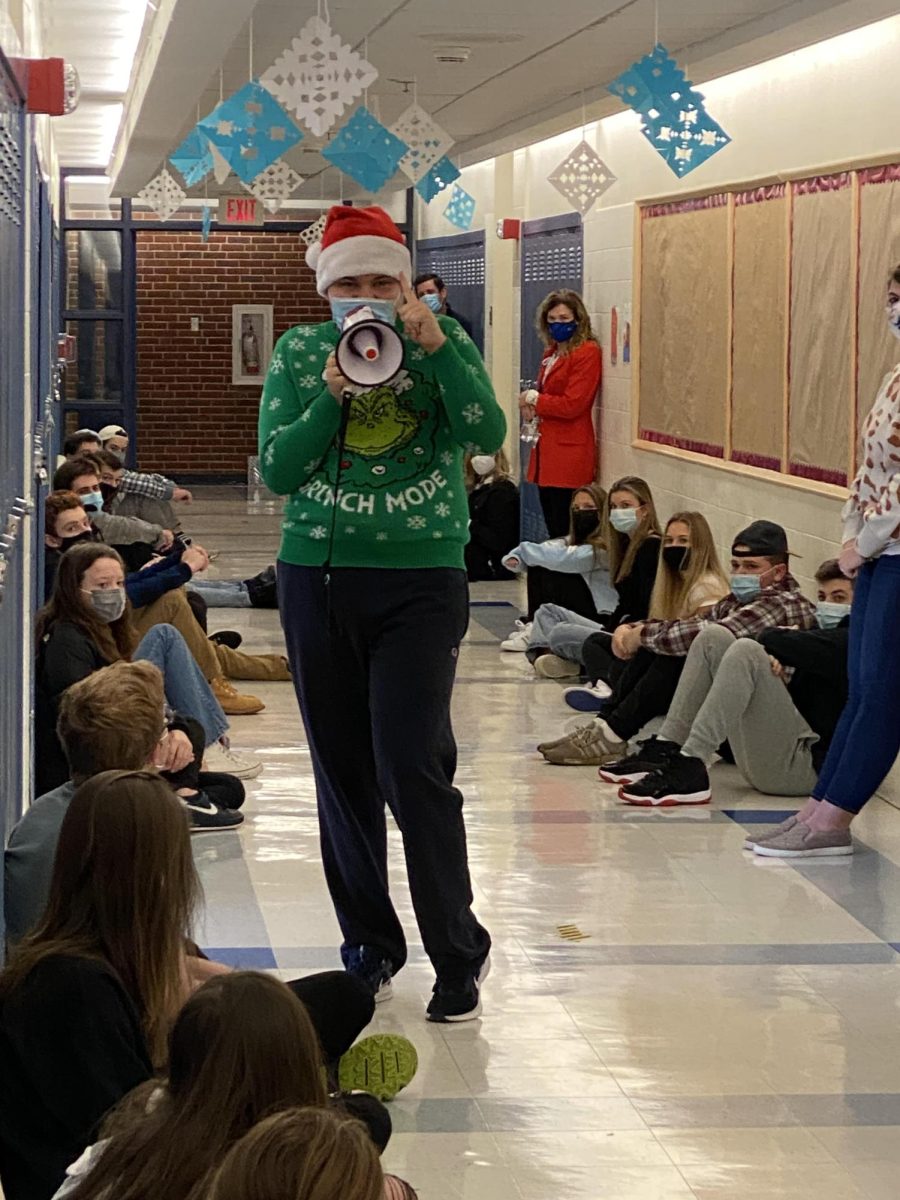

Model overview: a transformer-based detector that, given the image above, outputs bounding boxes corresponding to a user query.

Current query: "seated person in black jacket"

[0,771,380,1200]
[464,450,519,581]
[602,559,852,811]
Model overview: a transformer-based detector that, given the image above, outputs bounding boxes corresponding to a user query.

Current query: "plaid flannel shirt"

[638,574,817,657]
[120,469,175,501]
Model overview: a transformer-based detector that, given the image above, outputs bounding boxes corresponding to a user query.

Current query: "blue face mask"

[422,292,443,313]
[730,574,762,602]
[548,320,578,343]
[80,490,105,513]
[816,601,851,629]
[610,507,639,534]
[329,298,397,331]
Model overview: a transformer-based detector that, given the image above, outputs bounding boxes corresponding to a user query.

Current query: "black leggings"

[526,565,600,624]
[603,649,686,742]
[538,486,573,539]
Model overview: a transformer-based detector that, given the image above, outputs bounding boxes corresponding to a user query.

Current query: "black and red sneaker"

[618,755,711,807]
[598,737,680,785]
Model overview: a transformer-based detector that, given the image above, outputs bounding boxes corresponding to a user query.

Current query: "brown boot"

[214,644,292,682]
[211,676,265,715]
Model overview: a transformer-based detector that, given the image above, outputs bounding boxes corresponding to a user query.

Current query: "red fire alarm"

[495,218,521,240]
[10,58,80,115]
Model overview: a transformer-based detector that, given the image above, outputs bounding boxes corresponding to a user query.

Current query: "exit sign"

[222,196,264,226]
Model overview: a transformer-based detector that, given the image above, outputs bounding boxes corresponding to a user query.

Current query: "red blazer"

[526,340,601,488]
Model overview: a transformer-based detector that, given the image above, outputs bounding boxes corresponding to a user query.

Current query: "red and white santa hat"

[305,204,411,297]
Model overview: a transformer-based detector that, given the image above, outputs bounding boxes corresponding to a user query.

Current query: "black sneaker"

[209,630,243,650]
[183,791,245,831]
[618,755,711,807]
[426,956,490,1024]
[343,945,394,1003]
[598,737,681,785]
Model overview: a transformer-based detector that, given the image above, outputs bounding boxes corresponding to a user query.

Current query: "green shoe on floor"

[338,1034,419,1101]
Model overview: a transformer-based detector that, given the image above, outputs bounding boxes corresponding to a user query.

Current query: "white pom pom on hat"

[307,205,411,297]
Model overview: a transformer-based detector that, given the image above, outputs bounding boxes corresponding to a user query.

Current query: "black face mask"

[99,482,118,504]
[663,545,690,571]
[58,528,100,554]
[571,510,600,544]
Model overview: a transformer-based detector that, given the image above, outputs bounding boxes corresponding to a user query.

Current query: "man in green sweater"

[259,205,505,1022]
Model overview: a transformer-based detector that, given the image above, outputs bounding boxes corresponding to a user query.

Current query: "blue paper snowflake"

[321,106,408,192]
[444,185,475,231]
[608,44,731,177]
[201,203,213,243]
[415,155,460,203]
[169,128,214,187]
[198,81,303,184]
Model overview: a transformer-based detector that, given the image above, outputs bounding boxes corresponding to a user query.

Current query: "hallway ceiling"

[42,0,899,197]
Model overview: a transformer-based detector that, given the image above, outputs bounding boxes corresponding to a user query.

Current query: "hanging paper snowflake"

[608,44,730,177]
[136,168,186,222]
[261,15,378,138]
[169,128,213,187]
[299,212,327,246]
[321,106,407,193]
[198,81,304,185]
[243,160,304,214]
[415,155,460,203]
[547,139,616,215]
[443,185,475,231]
[201,203,214,242]
[389,103,454,184]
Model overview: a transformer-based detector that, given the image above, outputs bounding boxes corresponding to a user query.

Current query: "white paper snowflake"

[300,374,318,388]
[407,515,427,530]
[310,525,328,539]
[299,212,327,247]
[243,160,304,214]
[261,15,378,137]
[462,403,483,425]
[547,139,616,216]
[209,143,232,185]
[390,102,454,184]
[435,502,451,518]
[136,168,186,222]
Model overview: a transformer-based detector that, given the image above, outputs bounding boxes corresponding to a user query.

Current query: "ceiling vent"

[433,46,471,64]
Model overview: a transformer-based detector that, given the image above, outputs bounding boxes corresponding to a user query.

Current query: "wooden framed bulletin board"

[633,158,900,496]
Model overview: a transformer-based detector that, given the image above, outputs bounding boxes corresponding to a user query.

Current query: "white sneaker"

[500,620,532,652]
[202,741,263,779]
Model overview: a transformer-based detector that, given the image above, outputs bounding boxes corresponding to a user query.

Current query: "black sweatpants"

[278,562,491,982]
[538,486,573,539]
[526,564,601,623]
[603,649,686,742]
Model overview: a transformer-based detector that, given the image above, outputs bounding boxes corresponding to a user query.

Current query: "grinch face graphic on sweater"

[337,368,438,489]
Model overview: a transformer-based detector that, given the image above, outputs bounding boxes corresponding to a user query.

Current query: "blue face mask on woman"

[548,320,577,343]
[816,601,851,629]
[329,298,397,330]
[609,507,639,534]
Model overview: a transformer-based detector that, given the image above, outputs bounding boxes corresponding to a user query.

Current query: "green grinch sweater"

[258,316,506,569]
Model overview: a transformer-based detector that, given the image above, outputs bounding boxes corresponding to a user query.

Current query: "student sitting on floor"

[205,1107,418,1200]
[35,543,263,797]
[53,457,175,562]
[540,520,816,767]
[538,510,729,688]
[464,449,520,582]
[61,431,192,507]
[499,483,616,651]
[52,973,415,1200]
[0,776,404,1200]
[94,449,181,549]
[606,559,852,815]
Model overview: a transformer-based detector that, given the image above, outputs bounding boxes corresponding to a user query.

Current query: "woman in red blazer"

[520,289,602,539]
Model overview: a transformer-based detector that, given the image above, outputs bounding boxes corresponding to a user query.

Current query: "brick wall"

[135,229,331,475]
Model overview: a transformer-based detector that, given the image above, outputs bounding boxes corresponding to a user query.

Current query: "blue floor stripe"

[203,946,278,968]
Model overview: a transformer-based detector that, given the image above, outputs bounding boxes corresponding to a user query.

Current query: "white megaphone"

[334,305,404,388]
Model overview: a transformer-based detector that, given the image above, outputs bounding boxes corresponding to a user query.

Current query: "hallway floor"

[189,487,900,1199]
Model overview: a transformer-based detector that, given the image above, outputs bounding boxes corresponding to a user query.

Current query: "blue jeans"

[186,579,252,608]
[135,624,229,748]
[812,555,900,814]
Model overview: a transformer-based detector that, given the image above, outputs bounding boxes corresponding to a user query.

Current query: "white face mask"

[471,455,496,476]
[887,299,900,341]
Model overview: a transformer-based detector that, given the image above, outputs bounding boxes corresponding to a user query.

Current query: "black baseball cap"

[732,520,790,558]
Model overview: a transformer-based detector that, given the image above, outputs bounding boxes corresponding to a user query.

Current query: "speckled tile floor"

[186,486,900,1199]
